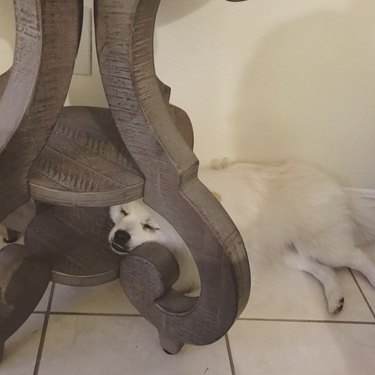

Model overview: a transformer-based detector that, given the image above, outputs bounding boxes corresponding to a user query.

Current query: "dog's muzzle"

[111,230,131,254]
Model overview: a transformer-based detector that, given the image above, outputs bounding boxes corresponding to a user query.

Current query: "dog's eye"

[142,223,159,232]
[120,209,128,216]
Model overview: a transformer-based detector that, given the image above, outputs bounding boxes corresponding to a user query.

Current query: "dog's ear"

[212,191,222,202]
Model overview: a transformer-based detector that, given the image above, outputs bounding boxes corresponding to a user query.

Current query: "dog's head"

[109,200,175,255]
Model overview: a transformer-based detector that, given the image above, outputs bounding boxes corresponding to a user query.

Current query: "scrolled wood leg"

[0,341,4,363]
[159,333,183,355]
[0,0,83,222]
[120,243,189,352]
[1,227,19,244]
[97,0,250,353]
[0,245,50,354]
[120,241,244,350]
[120,243,181,306]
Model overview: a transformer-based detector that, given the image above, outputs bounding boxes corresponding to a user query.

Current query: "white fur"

[200,159,375,313]
[109,159,375,313]
[109,201,200,295]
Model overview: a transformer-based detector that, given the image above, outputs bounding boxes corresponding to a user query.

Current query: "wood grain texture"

[0,199,35,234]
[25,206,119,286]
[168,104,194,149]
[27,103,191,207]
[0,227,18,243]
[0,0,249,357]
[0,0,82,221]
[29,106,145,207]
[95,0,250,346]
[0,71,10,97]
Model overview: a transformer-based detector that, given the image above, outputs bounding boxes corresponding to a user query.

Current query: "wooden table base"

[0,0,250,360]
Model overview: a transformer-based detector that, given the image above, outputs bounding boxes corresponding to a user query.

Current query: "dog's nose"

[114,230,131,245]
[111,230,131,253]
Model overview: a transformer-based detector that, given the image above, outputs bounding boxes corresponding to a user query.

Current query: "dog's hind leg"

[305,230,375,290]
[331,246,375,289]
[283,250,344,314]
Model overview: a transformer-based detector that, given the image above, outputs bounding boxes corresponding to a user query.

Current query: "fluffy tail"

[208,161,375,246]
[349,192,375,245]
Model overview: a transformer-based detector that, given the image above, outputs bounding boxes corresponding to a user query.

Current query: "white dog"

[109,200,200,295]
[109,159,375,313]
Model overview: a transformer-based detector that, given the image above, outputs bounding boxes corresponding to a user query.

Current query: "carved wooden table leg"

[1,229,18,244]
[0,0,83,360]
[0,200,36,244]
[0,245,50,362]
[0,0,250,361]
[0,0,83,222]
[0,228,18,244]
[95,0,251,352]
[121,244,187,354]
[0,71,10,98]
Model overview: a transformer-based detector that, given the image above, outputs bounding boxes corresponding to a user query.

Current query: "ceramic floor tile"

[38,315,232,375]
[241,260,374,321]
[353,273,375,316]
[351,245,375,316]
[0,314,44,375]
[50,280,138,315]
[34,283,52,313]
[229,320,375,375]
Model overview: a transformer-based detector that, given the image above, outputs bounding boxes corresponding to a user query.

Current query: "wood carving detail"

[0,0,83,221]
[29,106,145,206]
[0,245,50,352]
[0,0,250,359]
[95,0,250,346]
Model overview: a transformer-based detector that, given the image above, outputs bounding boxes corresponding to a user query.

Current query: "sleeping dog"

[109,199,200,296]
[109,159,375,313]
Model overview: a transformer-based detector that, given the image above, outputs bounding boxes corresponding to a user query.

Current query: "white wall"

[1,0,375,188]
[0,0,15,73]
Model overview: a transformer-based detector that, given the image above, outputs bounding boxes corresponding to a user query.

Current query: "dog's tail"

[349,191,375,245]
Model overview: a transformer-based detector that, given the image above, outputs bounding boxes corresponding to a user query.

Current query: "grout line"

[46,311,141,317]
[349,268,375,319]
[32,310,141,318]
[225,334,236,375]
[238,317,375,325]
[33,283,55,375]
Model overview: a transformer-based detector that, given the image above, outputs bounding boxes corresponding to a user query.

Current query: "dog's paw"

[328,296,345,314]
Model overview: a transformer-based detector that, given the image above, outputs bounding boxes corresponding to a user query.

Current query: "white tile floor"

[1,238,375,375]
